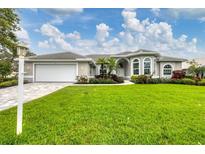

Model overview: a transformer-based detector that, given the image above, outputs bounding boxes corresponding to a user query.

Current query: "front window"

[144,58,151,75]
[133,59,139,75]
[163,64,172,75]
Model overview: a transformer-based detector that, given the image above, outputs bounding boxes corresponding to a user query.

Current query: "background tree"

[107,57,117,76]
[0,60,12,80]
[0,9,20,61]
[187,59,205,79]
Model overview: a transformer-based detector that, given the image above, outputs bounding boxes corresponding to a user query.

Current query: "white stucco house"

[23,49,187,82]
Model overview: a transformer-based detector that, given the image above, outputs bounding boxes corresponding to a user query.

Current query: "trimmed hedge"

[89,78,117,84]
[0,80,18,88]
[130,75,204,86]
[198,79,205,86]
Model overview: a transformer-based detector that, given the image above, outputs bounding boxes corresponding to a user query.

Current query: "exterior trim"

[131,58,140,76]
[142,57,152,75]
[162,63,174,78]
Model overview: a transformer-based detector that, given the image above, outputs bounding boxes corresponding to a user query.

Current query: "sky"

[15,8,205,58]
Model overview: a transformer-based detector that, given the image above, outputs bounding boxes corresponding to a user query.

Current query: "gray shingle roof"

[157,56,187,62]
[86,54,112,61]
[29,51,86,60]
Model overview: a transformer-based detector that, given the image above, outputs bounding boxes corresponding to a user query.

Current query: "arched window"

[144,58,151,75]
[163,64,172,75]
[133,59,139,75]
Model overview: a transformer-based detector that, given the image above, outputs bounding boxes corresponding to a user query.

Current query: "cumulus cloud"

[15,27,30,45]
[66,31,81,40]
[96,23,111,43]
[39,23,72,50]
[38,40,50,48]
[150,8,160,17]
[118,9,198,57]
[36,9,199,57]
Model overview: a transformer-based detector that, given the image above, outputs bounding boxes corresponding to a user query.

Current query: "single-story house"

[23,49,187,82]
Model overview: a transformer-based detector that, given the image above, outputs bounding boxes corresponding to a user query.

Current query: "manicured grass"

[0,84,205,144]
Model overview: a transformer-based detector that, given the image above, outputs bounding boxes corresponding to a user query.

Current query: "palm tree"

[96,57,108,77]
[107,57,117,76]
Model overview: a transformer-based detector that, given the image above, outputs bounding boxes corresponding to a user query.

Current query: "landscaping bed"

[76,74,124,84]
[0,84,205,144]
[131,75,205,86]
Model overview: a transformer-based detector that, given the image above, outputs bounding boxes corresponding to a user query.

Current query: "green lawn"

[0,84,205,144]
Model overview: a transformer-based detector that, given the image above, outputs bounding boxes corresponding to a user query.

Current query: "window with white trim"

[133,59,139,75]
[144,58,151,75]
[163,64,172,75]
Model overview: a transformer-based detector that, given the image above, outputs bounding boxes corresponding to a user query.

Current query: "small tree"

[187,60,200,78]
[0,60,12,80]
[187,60,205,79]
[107,57,117,76]
[96,57,108,77]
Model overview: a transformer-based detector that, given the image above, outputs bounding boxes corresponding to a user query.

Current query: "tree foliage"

[187,59,205,79]
[0,9,20,60]
[0,60,12,80]
[107,57,117,75]
[96,57,108,76]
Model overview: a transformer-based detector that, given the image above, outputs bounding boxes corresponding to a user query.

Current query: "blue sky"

[16,8,205,58]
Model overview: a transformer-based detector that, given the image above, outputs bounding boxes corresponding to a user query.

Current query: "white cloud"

[36,9,199,57]
[96,23,111,43]
[121,9,145,32]
[151,8,160,17]
[43,8,83,25]
[38,40,50,48]
[40,23,64,38]
[15,27,30,45]
[118,9,198,57]
[199,17,205,23]
[39,23,72,50]
[66,31,81,40]
[167,9,205,21]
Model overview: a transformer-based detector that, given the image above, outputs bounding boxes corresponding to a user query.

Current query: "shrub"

[135,75,148,84]
[0,80,17,88]
[181,78,195,85]
[171,70,186,79]
[76,75,89,84]
[198,79,205,86]
[130,75,138,82]
[147,78,161,84]
[110,74,124,83]
[89,78,117,84]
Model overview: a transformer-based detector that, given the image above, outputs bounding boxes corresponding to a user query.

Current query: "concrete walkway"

[0,83,71,111]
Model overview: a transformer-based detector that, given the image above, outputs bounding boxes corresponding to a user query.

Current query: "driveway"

[0,83,72,111]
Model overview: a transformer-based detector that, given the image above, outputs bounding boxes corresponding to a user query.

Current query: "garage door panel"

[35,64,76,82]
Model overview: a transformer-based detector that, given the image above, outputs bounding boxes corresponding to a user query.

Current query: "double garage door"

[35,64,77,82]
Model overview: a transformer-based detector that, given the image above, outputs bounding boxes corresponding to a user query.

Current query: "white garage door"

[35,64,76,82]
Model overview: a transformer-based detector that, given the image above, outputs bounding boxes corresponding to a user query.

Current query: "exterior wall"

[24,62,33,82]
[159,61,182,78]
[24,61,90,82]
[78,62,90,76]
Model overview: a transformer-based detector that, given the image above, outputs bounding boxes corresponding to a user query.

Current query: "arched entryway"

[116,58,129,77]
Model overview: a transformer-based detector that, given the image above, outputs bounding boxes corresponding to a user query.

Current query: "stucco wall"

[159,61,182,78]
[78,62,90,76]
[24,61,90,82]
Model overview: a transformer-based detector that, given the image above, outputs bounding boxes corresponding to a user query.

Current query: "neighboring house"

[23,49,187,82]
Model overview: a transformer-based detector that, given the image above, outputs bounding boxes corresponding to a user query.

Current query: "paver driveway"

[0,83,72,111]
